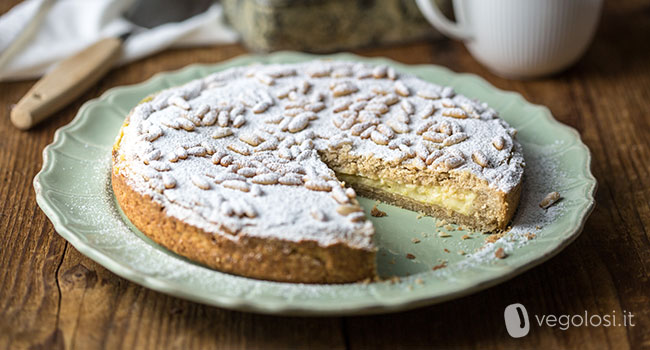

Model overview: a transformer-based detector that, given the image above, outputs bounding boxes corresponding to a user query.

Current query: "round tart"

[112,60,525,283]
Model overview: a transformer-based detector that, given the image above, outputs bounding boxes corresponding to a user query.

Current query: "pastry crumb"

[443,248,450,253]
[495,247,507,259]
[524,232,536,240]
[438,232,451,238]
[370,204,387,217]
[540,191,561,209]
[457,250,466,255]
[485,232,505,243]
[411,238,421,244]
[415,278,424,285]
[461,234,470,240]
[432,261,448,270]
[406,253,416,260]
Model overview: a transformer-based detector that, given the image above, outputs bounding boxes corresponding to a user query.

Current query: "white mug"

[416,0,604,78]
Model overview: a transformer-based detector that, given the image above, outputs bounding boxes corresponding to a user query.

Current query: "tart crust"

[111,60,525,284]
[112,165,376,284]
[319,146,522,232]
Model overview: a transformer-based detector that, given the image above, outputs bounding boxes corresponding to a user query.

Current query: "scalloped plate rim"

[33,51,597,316]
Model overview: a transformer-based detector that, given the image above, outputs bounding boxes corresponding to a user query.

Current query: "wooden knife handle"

[11,37,122,130]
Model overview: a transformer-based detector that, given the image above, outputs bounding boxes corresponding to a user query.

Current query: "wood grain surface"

[1,0,648,349]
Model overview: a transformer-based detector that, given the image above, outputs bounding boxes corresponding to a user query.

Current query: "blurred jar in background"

[222,0,451,52]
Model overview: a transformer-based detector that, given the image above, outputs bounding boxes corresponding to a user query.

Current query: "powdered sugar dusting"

[114,61,525,250]
[64,146,569,299]
[40,56,596,309]
[431,141,571,277]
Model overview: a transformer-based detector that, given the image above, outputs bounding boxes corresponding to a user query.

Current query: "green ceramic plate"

[34,52,596,316]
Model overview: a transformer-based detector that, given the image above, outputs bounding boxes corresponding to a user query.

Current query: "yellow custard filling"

[337,174,477,215]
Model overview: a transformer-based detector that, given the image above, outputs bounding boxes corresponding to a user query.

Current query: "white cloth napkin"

[0,0,239,81]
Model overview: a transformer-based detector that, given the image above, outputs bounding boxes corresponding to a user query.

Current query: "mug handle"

[415,0,473,41]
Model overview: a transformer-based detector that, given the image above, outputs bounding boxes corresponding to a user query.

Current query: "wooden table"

[1,1,648,349]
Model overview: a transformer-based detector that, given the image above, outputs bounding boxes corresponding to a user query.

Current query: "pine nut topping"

[214,172,246,184]
[252,101,271,114]
[492,136,505,150]
[444,156,464,169]
[395,81,410,97]
[442,107,467,119]
[336,204,363,216]
[237,168,257,178]
[331,186,350,204]
[187,146,207,157]
[371,130,390,145]
[239,133,264,146]
[217,111,230,127]
[443,132,468,146]
[333,99,352,112]
[372,65,387,78]
[212,127,233,139]
[472,151,489,167]
[386,119,409,134]
[227,143,251,156]
[417,90,440,100]
[305,180,332,192]
[162,173,176,189]
[422,131,446,143]
[222,180,250,192]
[149,161,170,172]
[232,115,246,128]
[418,103,435,119]
[191,175,211,190]
[252,173,280,185]
[202,110,218,126]
[540,192,561,209]
[331,81,359,97]
[278,173,303,186]
[425,150,444,165]
[169,96,190,110]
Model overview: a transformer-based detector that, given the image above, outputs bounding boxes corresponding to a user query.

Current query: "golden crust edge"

[111,155,377,284]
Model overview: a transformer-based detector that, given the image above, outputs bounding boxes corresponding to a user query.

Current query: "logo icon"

[504,303,530,338]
